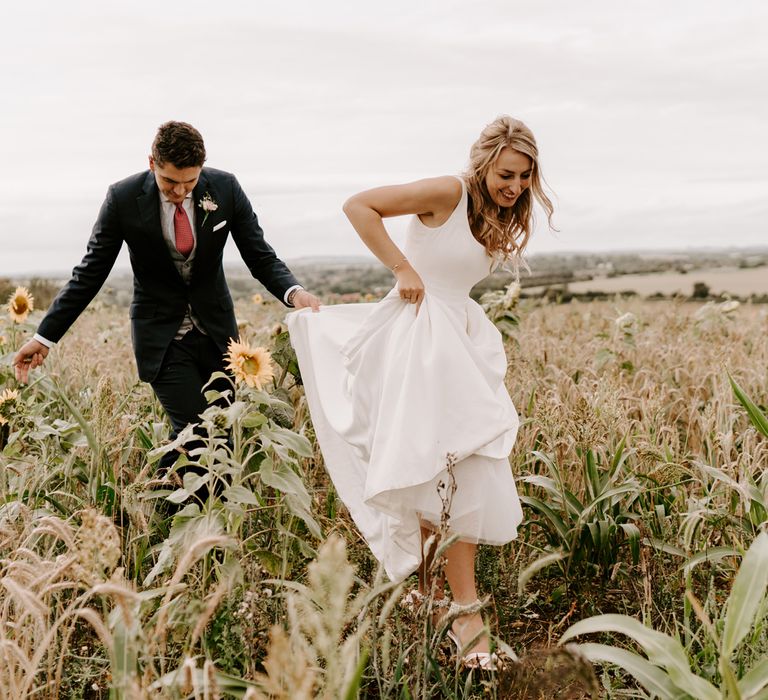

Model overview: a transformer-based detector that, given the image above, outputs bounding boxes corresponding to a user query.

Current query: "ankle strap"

[448,598,486,616]
[401,589,451,610]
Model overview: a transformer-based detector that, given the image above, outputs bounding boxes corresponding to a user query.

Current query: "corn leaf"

[739,654,768,698]
[560,614,719,700]
[574,643,690,700]
[518,495,570,542]
[721,532,768,658]
[682,546,741,575]
[730,374,768,438]
[620,523,641,564]
[518,550,565,594]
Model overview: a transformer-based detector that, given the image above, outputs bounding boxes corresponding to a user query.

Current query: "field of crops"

[1,289,767,699]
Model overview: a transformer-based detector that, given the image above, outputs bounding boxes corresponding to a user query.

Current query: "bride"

[287,115,554,668]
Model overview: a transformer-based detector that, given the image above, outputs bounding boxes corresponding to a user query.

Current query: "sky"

[1,0,766,277]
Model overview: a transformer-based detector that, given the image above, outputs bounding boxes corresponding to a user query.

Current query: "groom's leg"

[150,328,229,470]
[150,329,212,441]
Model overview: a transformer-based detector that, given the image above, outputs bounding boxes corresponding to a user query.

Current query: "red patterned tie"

[174,203,194,257]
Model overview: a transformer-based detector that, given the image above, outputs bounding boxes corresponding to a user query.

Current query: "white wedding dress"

[286,178,523,582]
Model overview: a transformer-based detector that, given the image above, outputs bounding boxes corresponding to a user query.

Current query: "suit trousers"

[150,327,230,470]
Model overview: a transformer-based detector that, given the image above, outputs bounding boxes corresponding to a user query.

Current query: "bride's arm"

[343,176,460,265]
[342,177,461,305]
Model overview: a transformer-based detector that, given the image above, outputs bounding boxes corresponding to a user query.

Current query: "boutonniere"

[198,192,218,226]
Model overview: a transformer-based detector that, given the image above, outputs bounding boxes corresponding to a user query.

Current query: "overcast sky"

[1,0,766,277]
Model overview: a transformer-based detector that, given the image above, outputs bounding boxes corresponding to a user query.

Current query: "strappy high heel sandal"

[445,601,500,671]
[400,588,453,630]
[400,588,451,613]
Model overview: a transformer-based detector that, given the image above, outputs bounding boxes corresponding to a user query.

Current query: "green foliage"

[518,439,642,583]
[150,374,320,542]
[271,330,302,385]
[560,532,768,700]
[479,281,521,338]
[730,374,768,439]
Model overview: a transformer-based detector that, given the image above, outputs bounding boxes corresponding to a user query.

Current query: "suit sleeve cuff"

[33,333,55,348]
[283,284,304,307]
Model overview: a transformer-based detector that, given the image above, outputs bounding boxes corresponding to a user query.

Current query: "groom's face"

[149,156,202,204]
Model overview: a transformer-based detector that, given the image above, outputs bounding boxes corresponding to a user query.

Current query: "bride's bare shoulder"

[343,176,462,222]
[415,176,463,227]
[422,176,463,206]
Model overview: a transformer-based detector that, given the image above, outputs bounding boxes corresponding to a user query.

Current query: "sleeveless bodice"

[403,178,492,302]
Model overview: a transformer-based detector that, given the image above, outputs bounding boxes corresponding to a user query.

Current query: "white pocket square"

[212,220,227,232]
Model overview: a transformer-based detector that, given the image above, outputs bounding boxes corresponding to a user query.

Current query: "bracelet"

[287,288,301,305]
[390,257,408,271]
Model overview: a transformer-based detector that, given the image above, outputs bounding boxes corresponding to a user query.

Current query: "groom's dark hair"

[152,121,207,168]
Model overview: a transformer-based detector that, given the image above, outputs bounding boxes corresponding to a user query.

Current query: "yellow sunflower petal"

[0,388,19,404]
[224,339,274,389]
[7,286,34,323]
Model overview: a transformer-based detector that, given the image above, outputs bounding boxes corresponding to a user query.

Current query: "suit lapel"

[136,172,163,241]
[136,171,183,279]
[191,171,219,275]
[193,171,220,238]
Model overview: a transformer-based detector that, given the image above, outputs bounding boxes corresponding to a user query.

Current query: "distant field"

[527,265,768,296]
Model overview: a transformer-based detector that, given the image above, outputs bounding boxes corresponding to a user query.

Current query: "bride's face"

[484,148,532,209]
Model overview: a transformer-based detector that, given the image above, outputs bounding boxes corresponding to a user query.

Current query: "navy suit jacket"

[37,167,300,382]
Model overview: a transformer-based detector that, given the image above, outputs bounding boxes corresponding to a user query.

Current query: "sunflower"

[0,388,19,404]
[8,287,34,323]
[251,293,264,305]
[225,339,274,389]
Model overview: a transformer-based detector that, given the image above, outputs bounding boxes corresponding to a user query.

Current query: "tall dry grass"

[1,295,767,698]
[512,299,767,485]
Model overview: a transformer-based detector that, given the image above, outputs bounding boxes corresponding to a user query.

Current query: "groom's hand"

[293,290,321,313]
[13,339,49,384]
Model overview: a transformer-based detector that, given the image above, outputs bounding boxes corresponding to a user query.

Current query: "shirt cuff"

[33,333,54,348]
[283,284,304,307]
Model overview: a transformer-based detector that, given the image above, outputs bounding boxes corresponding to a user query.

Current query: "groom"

[14,121,319,457]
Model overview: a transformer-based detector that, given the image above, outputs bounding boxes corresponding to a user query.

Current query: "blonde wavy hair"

[464,115,555,260]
